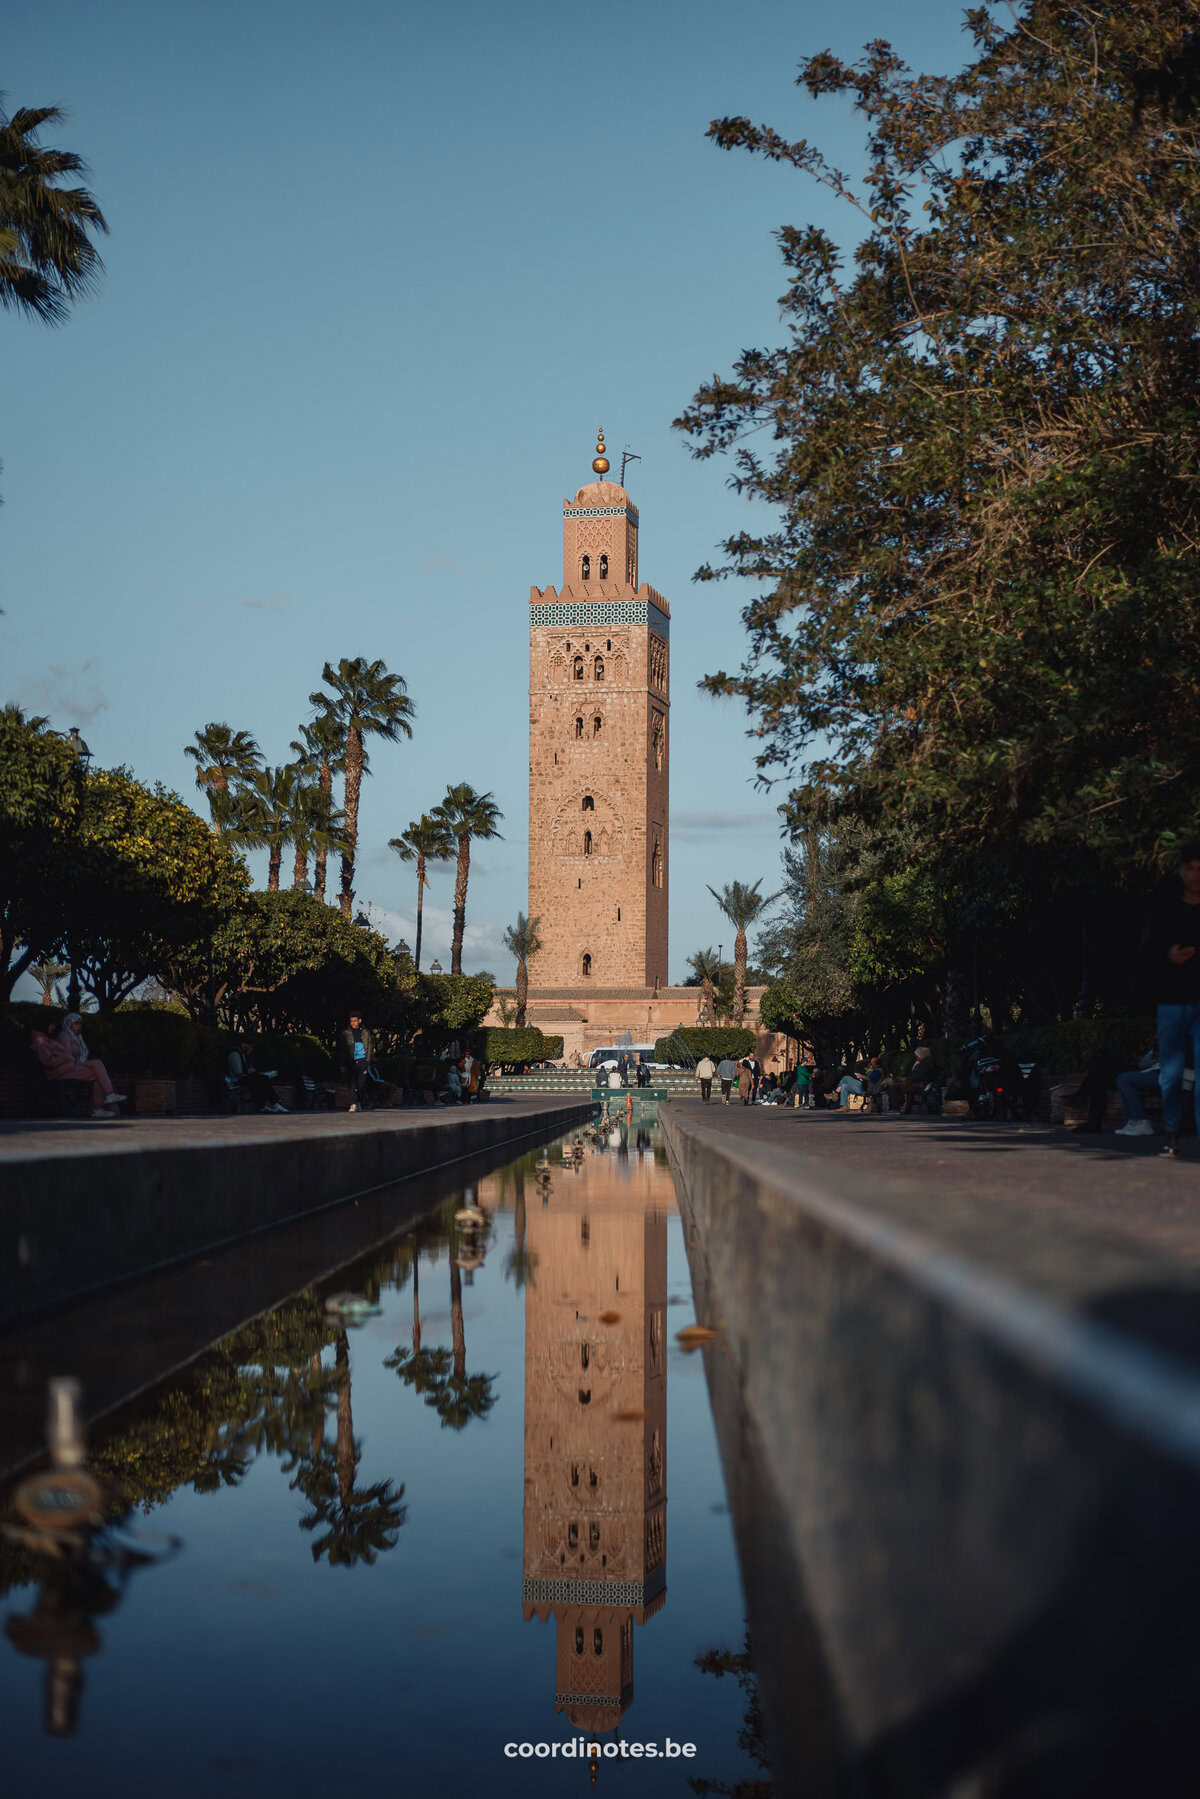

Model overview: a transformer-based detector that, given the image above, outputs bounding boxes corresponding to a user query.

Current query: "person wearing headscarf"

[32,1014,125,1118]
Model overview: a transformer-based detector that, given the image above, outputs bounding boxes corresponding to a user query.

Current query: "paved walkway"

[0,1095,581,1165]
[666,1100,1200,1303]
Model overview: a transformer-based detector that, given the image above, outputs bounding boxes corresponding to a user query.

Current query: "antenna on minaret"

[619,447,641,488]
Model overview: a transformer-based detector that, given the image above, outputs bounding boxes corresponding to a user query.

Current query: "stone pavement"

[661,1106,1200,1796]
[665,1100,1200,1316]
[1,1097,592,1326]
[0,1095,580,1165]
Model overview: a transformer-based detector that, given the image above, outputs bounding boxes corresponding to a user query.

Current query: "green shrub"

[482,1027,562,1069]
[653,1027,756,1064]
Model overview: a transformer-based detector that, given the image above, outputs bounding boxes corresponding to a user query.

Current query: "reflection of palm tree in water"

[290,1329,407,1567]
[503,1170,538,1292]
[387,1249,497,1431]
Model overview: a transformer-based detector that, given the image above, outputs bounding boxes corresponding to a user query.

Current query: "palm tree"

[28,958,70,1006]
[707,880,781,1025]
[309,659,414,918]
[687,946,722,1025]
[389,814,454,970]
[433,785,504,975]
[288,780,347,892]
[290,714,346,902]
[228,764,296,891]
[502,913,542,1027]
[0,104,108,326]
[184,724,263,834]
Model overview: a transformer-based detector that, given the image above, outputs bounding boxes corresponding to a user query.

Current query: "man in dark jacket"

[1138,840,1200,1157]
[339,1011,375,1113]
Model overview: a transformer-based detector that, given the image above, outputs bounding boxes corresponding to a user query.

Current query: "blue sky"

[4,0,973,986]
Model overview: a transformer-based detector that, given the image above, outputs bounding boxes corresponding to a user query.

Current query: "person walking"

[227,1038,287,1113]
[33,1014,126,1119]
[695,1054,716,1104]
[716,1056,737,1104]
[339,1010,375,1113]
[737,1059,754,1105]
[1139,840,1200,1157]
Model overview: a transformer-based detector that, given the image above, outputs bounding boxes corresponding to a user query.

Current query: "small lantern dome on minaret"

[591,428,610,476]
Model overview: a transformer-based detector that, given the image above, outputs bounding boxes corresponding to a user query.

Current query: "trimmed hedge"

[653,1027,757,1064]
[482,1027,564,1070]
[3,1003,338,1082]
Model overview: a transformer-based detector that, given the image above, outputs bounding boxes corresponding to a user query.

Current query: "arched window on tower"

[581,555,590,580]
[593,715,602,738]
[594,655,604,681]
[583,829,593,856]
[573,656,584,681]
[582,952,592,977]
[599,553,608,579]
[652,839,663,888]
[581,795,594,811]
[575,715,584,738]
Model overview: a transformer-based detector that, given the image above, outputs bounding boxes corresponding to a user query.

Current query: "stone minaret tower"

[528,432,670,990]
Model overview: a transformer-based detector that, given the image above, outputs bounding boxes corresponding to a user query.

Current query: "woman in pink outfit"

[33,1014,125,1118]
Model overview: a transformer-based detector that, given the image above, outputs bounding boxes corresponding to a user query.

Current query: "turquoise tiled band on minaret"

[530,600,669,638]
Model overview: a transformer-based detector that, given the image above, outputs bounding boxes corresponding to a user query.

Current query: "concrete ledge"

[659,1102,1200,1797]
[0,1100,592,1327]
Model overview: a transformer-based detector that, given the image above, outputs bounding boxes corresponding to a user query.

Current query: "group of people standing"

[694,1053,769,1104]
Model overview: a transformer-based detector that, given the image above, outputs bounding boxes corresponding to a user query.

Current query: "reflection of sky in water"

[0,1129,762,1796]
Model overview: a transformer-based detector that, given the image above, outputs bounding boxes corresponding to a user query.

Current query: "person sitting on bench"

[228,1038,287,1113]
[34,1014,126,1119]
[900,1046,938,1112]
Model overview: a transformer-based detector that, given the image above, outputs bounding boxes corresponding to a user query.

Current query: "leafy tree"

[707,880,780,1024]
[184,723,263,835]
[389,813,454,970]
[678,1,1200,878]
[0,706,82,997]
[0,103,107,325]
[163,888,399,1038]
[432,784,504,975]
[419,970,495,1042]
[502,911,542,1026]
[51,767,247,1012]
[310,658,414,918]
[290,713,346,902]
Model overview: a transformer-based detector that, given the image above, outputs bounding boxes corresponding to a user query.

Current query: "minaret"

[528,431,670,990]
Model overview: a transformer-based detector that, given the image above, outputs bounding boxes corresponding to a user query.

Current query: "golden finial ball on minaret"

[592,428,610,476]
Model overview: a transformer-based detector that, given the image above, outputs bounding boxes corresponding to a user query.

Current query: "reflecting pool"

[0,1123,769,1796]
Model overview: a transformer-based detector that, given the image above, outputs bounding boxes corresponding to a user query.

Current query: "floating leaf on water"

[612,1408,647,1423]
[676,1325,720,1352]
[599,1311,621,1325]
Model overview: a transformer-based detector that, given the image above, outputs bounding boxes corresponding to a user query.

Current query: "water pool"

[0,1123,769,1796]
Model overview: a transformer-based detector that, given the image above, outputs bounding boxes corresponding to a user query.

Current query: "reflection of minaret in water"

[520,1147,668,1735]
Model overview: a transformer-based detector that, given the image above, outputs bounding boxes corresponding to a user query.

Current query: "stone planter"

[0,1070,27,1119]
[133,1077,177,1116]
[175,1074,212,1117]
[943,1098,970,1117]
